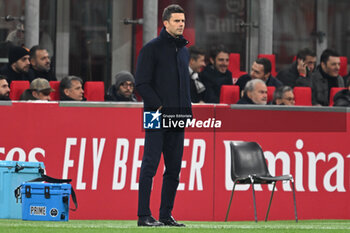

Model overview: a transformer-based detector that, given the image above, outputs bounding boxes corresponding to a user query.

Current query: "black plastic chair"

[225,141,298,222]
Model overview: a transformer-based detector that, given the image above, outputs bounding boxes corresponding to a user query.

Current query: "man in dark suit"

[135,4,191,227]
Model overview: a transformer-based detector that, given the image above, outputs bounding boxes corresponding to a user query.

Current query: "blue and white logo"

[143,110,161,129]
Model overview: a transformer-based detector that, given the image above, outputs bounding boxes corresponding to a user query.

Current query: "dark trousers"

[137,129,184,218]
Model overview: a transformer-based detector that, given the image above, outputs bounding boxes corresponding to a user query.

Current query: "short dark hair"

[0,75,7,81]
[255,58,271,74]
[29,45,48,59]
[162,4,185,21]
[188,46,205,61]
[320,49,339,64]
[296,48,316,60]
[59,75,83,98]
[208,44,229,60]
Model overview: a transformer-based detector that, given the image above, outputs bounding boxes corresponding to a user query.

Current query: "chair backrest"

[293,87,312,106]
[9,81,30,100]
[258,54,277,77]
[267,86,275,103]
[339,56,348,77]
[220,85,240,104]
[230,142,270,181]
[228,53,248,82]
[329,87,346,106]
[84,81,105,101]
[49,81,60,101]
[228,53,241,77]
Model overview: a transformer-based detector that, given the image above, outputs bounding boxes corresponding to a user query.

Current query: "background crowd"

[0,44,349,107]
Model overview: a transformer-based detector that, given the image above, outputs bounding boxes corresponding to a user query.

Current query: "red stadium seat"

[339,56,348,77]
[9,81,30,100]
[84,81,105,101]
[329,87,346,106]
[228,53,247,83]
[220,85,240,104]
[49,81,60,101]
[267,86,275,103]
[293,87,312,106]
[258,54,277,77]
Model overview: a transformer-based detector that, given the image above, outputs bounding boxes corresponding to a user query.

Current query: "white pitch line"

[1,222,350,230]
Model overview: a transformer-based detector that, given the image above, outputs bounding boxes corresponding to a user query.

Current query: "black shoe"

[159,216,185,227]
[137,215,164,227]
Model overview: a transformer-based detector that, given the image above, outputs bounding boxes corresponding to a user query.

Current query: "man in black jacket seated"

[59,76,85,101]
[237,79,268,105]
[235,58,282,96]
[106,71,137,102]
[200,44,233,103]
[28,45,57,81]
[277,48,316,88]
[0,46,30,84]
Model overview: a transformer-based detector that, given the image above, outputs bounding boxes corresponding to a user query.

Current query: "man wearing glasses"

[272,86,295,105]
[106,71,137,102]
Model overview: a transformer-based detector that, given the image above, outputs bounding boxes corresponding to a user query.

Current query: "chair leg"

[251,183,258,222]
[225,182,237,222]
[291,180,298,223]
[265,182,276,222]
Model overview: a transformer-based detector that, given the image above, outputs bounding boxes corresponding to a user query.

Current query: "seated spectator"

[200,44,233,103]
[311,49,344,106]
[0,75,10,100]
[0,46,30,84]
[277,48,316,88]
[59,76,85,101]
[188,46,206,103]
[28,45,57,81]
[20,78,54,101]
[106,71,137,102]
[272,86,295,105]
[236,58,282,96]
[333,78,350,107]
[236,79,267,105]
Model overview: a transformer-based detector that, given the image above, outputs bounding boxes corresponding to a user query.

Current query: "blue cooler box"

[0,161,44,219]
[21,182,71,221]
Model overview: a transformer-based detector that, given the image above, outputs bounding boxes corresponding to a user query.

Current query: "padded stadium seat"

[267,86,275,103]
[228,53,247,82]
[9,80,30,100]
[220,85,240,104]
[84,81,105,101]
[339,56,348,77]
[329,87,346,106]
[49,81,60,101]
[293,87,312,106]
[258,54,277,77]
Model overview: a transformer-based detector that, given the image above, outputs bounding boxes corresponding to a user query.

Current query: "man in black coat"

[276,48,316,88]
[135,4,191,227]
[235,58,282,96]
[105,71,137,102]
[0,46,30,84]
[28,45,57,81]
[200,44,233,103]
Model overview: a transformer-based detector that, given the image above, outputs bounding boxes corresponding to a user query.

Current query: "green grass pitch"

[1,219,350,233]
